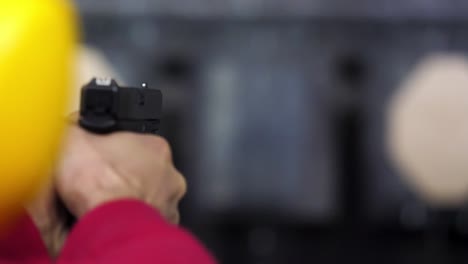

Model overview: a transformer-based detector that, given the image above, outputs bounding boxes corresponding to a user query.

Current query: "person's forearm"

[57,200,216,264]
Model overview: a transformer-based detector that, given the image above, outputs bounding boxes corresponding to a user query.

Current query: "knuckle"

[151,136,172,159]
[172,170,187,199]
[177,175,187,199]
[168,171,187,204]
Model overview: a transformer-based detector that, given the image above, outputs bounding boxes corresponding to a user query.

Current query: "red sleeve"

[57,200,217,264]
[0,212,51,264]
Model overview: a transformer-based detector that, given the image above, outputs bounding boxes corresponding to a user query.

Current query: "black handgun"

[58,78,163,228]
[79,78,162,134]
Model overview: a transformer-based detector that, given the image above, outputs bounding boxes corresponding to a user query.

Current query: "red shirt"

[0,200,216,264]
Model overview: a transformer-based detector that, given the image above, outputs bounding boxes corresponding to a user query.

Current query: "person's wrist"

[73,190,143,218]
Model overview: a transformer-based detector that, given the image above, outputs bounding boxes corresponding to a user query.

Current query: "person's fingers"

[156,198,180,225]
[58,125,184,224]
[176,171,188,201]
[168,168,187,204]
[26,181,69,257]
[163,169,186,225]
[169,209,180,225]
[48,224,68,257]
[26,181,56,229]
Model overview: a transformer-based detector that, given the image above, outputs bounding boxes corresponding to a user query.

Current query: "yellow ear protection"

[0,0,77,228]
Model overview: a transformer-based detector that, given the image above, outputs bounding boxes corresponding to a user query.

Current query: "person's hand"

[26,182,68,257]
[27,123,186,256]
[56,125,187,224]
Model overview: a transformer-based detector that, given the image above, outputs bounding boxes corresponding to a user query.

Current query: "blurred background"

[72,1,468,263]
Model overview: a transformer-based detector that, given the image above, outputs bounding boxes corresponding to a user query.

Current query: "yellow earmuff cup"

[0,0,77,227]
